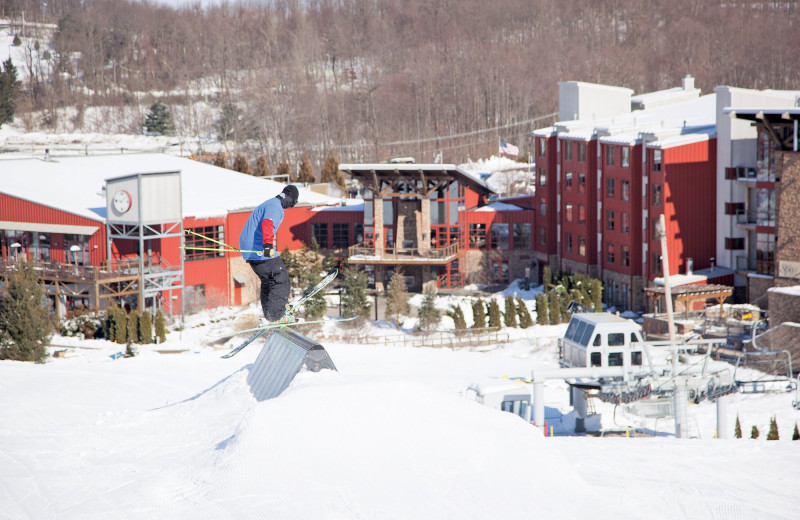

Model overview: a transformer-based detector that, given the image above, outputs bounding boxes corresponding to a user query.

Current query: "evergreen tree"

[542,265,553,288]
[471,298,486,330]
[503,296,517,328]
[276,160,291,182]
[139,311,153,344]
[516,297,533,328]
[154,310,167,343]
[215,102,241,142]
[535,293,549,325]
[143,101,174,135]
[113,308,128,344]
[340,265,371,326]
[446,303,467,335]
[385,269,410,328]
[793,423,799,441]
[417,285,441,331]
[0,57,22,128]
[751,425,760,440]
[590,278,603,311]
[767,417,779,441]
[128,310,141,344]
[320,152,346,190]
[232,153,251,174]
[0,260,51,363]
[254,155,269,177]
[734,415,742,439]
[295,245,326,320]
[548,290,561,325]
[299,152,314,183]
[487,299,502,330]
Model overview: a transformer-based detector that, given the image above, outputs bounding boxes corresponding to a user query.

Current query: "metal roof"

[338,163,493,195]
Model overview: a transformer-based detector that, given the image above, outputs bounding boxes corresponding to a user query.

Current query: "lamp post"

[70,244,81,275]
[10,242,22,262]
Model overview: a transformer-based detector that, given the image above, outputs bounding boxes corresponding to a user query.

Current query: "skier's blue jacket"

[239,197,284,262]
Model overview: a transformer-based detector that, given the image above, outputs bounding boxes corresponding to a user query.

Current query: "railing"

[359,327,509,348]
[0,255,180,282]
[348,242,459,261]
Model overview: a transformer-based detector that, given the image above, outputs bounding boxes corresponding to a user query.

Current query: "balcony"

[347,242,459,265]
[735,209,774,229]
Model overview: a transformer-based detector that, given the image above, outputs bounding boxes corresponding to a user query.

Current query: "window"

[513,223,531,249]
[538,167,546,187]
[312,223,329,248]
[354,223,364,243]
[538,137,546,157]
[607,177,615,198]
[491,223,509,250]
[578,142,586,162]
[632,351,643,366]
[653,183,662,206]
[578,204,586,224]
[491,259,509,283]
[606,145,615,166]
[608,333,625,346]
[621,147,630,168]
[578,173,586,193]
[608,352,623,366]
[565,203,574,222]
[539,226,547,246]
[607,210,615,231]
[565,233,573,252]
[578,236,586,257]
[622,246,630,267]
[565,172,573,189]
[565,141,572,160]
[725,237,745,250]
[607,243,615,263]
[590,352,601,367]
[622,213,630,234]
[653,252,662,275]
[184,226,225,261]
[469,223,486,249]
[756,233,775,274]
[622,180,630,201]
[539,200,546,217]
[332,223,350,248]
[653,149,662,172]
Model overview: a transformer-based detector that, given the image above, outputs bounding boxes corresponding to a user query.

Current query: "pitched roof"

[0,153,335,222]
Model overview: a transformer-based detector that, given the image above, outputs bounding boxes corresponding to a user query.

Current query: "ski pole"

[183,229,265,255]
[185,229,238,250]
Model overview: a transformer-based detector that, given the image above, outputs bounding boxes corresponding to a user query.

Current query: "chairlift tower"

[105,171,184,316]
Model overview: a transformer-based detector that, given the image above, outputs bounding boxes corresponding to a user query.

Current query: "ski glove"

[262,246,277,258]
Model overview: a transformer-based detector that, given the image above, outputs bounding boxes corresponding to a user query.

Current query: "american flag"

[499,140,519,157]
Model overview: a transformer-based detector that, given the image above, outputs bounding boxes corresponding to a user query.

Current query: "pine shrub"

[767,417,779,441]
[232,153,251,174]
[487,299,502,330]
[417,285,441,331]
[516,297,533,328]
[548,291,561,325]
[385,270,410,328]
[471,299,486,330]
[254,155,269,177]
[128,310,141,344]
[299,152,314,183]
[340,265,371,326]
[503,296,517,328]
[447,304,467,335]
[751,425,760,440]
[143,101,174,135]
[139,311,153,344]
[0,260,51,363]
[734,415,742,439]
[535,294,548,325]
[793,423,799,441]
[154,310,167,343]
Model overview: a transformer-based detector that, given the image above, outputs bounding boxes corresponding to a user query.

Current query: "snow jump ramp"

[246,328,337,401]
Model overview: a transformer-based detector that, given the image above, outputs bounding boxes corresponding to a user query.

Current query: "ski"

[220,268,340,358]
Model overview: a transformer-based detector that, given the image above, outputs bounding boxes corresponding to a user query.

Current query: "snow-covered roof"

[339,162,493,194]
[768,285,800,297]
[472,202,524,212]
[0,153,336,222]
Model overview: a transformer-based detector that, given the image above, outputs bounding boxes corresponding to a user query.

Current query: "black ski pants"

[248,256,291,321]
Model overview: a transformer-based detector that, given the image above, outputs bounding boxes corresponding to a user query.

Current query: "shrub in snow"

[487,299,502,330]
[548,291,561,325]
[535,294,548,325]
[447,304,467,335]
[471,299,486,330]
[340,265,371,327]
[139,311,153,344]
[516,297,533,329]
[0,260,51,363]
[59,312,104,339]
[767,417,779,441]
[503,296,517,328]
[416,286,441,331]
[751,425,760,440]
[793,423,799,441]
[734,415,742,439]
[386,270,410,328]
[155,310,167,343]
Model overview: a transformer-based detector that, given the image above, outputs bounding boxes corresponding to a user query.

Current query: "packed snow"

[2,285,799,520]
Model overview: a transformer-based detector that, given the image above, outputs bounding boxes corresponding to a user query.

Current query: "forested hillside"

[1,0,798,168]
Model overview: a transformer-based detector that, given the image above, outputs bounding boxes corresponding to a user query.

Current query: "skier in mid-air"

[239,185,300,326]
